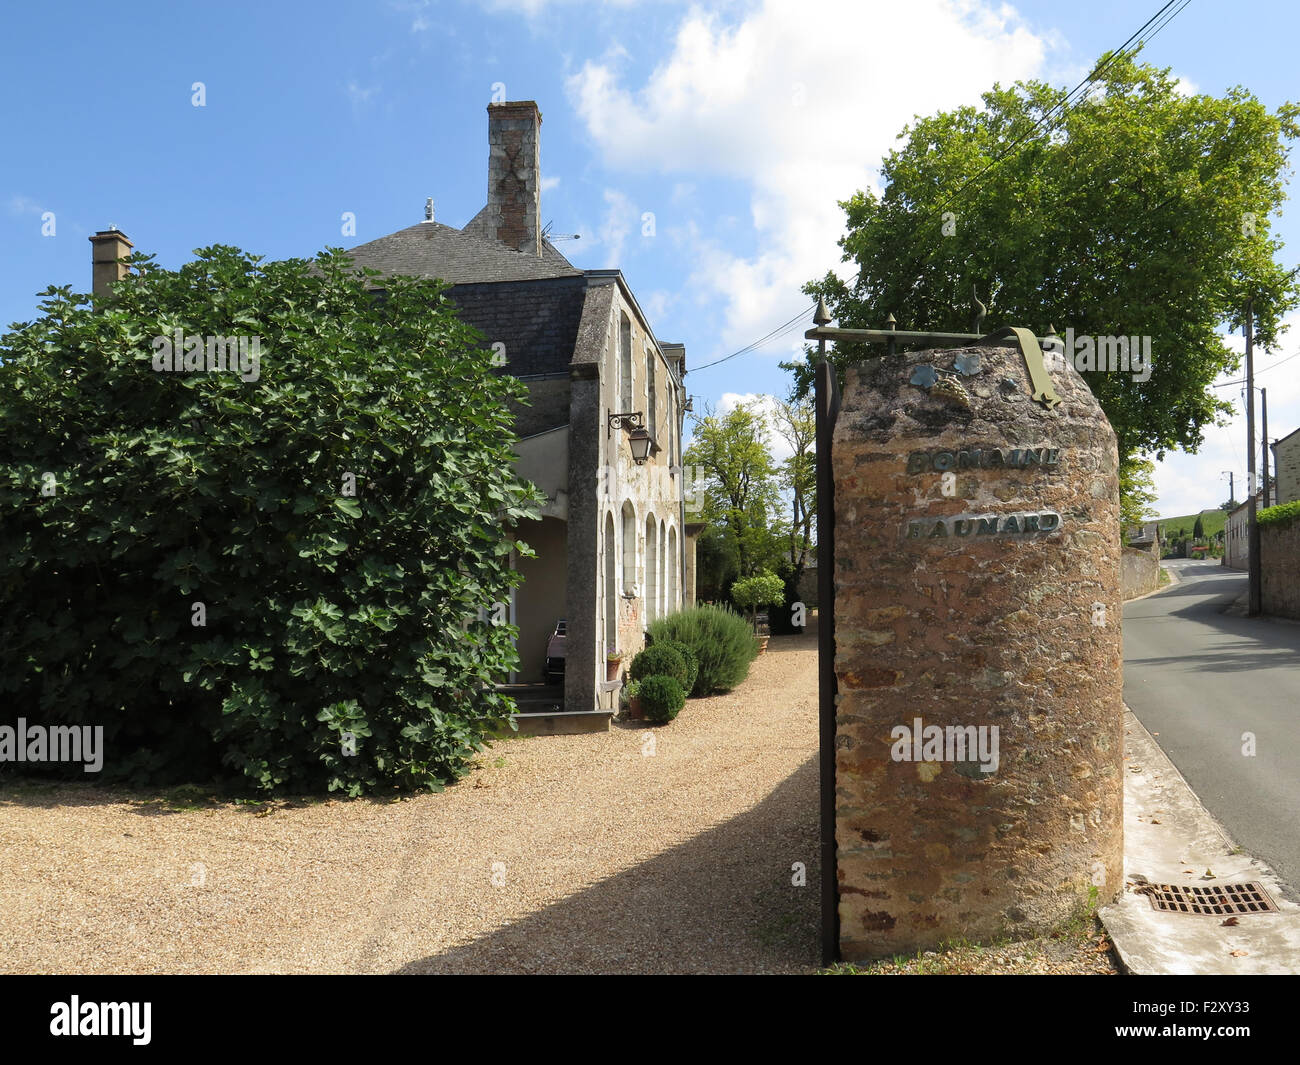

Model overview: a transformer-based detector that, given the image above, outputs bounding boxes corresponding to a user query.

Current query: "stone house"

[87,100,698,730]
[1273,426,1300,506]
[338,100,698,727]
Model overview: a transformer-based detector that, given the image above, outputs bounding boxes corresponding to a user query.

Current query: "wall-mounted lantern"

[608,411,653,465]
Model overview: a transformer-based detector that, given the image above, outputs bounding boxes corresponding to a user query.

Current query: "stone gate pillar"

[832,341,1123,961]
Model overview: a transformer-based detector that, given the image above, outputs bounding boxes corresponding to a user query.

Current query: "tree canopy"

[789,52,1300,472]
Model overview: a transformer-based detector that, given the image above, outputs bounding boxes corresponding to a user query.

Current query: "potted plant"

[605,646,623,681]
[621,678,644,719]
[731,571,785,654]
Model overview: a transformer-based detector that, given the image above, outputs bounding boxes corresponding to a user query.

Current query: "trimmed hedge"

[661,640,699,697]
[639,675,685,724]
[630,643,688,688]
[647,604,757,696]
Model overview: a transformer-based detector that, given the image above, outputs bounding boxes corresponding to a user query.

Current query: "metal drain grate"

[1142,882,1279,916]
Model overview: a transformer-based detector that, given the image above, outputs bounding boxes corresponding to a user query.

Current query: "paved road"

[1123,558,1300,894]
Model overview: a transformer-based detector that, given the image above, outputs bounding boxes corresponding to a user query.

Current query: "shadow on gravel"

[392,756,822,975]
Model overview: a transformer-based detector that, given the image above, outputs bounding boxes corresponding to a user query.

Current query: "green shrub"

[662,640,698,697]
[648,604,757,696]
[639,675,685,724]
[1259,500,1300,531]
[630,643,688,687]
[0,246,544,795]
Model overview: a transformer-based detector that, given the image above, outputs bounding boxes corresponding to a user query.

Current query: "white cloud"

[541,175,561,193]
[592,188,635,267]
[567,0,1053,357]
[7,195,46,216]
[346,81,380,111]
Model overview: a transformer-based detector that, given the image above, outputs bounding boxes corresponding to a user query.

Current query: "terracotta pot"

[625,695,644,720]
[606,659,622,682]
[756,635,770,654]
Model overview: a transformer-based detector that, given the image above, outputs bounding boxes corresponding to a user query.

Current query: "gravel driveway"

[0,630,820,974]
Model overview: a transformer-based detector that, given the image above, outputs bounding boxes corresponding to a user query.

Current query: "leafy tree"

[730,570,786,631]
[0,245,542,794]
[1119,457,1159,530]
[771,396,816,571]
[789,52,1299,474]
[684,401,782,580]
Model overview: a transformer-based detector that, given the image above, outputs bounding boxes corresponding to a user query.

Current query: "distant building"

[1223,492,1267,570]
[1273,426,1300,506]
[1126,522,1162,555]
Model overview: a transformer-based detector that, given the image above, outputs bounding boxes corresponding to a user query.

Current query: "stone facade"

[832,342,1124,961]
[1274,428,1300,506]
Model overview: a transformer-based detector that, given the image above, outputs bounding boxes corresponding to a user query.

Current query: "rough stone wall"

[833,343,1124,961]
[1121,546,1160,600]
[1260,518,1300,619]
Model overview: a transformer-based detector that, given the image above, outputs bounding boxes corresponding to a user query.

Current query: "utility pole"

[1261,387,1270,508]
[1246,299,1262,615]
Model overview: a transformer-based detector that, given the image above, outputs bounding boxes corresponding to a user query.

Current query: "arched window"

[667,525,678,613]
[604,513,617,651]
[621,501,636,595]
[645,512,658,623]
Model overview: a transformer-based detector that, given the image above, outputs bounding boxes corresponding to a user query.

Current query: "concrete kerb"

[1099,708,1300,974]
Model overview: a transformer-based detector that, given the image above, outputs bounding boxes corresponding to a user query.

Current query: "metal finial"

[885,312,897,329]
[424,198,434,222]
[813,296,832,326]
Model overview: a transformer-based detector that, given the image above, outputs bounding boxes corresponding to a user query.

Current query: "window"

[619,313,632,413]
[621,501,637,594]
[604,513,617,650]
[645,513,658,621]
[646,348,656,447]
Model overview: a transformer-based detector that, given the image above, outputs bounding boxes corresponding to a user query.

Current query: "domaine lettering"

[906,447,1061,474]
[906,511,1061,539]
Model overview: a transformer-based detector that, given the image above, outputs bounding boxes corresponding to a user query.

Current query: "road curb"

[1098,708,1300,974]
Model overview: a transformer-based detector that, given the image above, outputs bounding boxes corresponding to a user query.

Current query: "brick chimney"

[88,228,133,296]
[486,101,542,257]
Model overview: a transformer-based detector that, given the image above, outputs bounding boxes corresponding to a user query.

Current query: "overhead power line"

[1213,348,1300,387]
[689,303,816,373]
[936,0,1191,218]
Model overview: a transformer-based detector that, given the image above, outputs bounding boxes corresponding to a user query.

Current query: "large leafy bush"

[647,605,757,696]
[0,246,542,794]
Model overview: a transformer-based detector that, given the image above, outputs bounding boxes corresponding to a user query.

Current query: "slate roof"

[447,276,590,378]
[342,221,581,285]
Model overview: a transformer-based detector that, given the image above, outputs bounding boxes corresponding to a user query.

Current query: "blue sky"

[3,0,1297,518]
